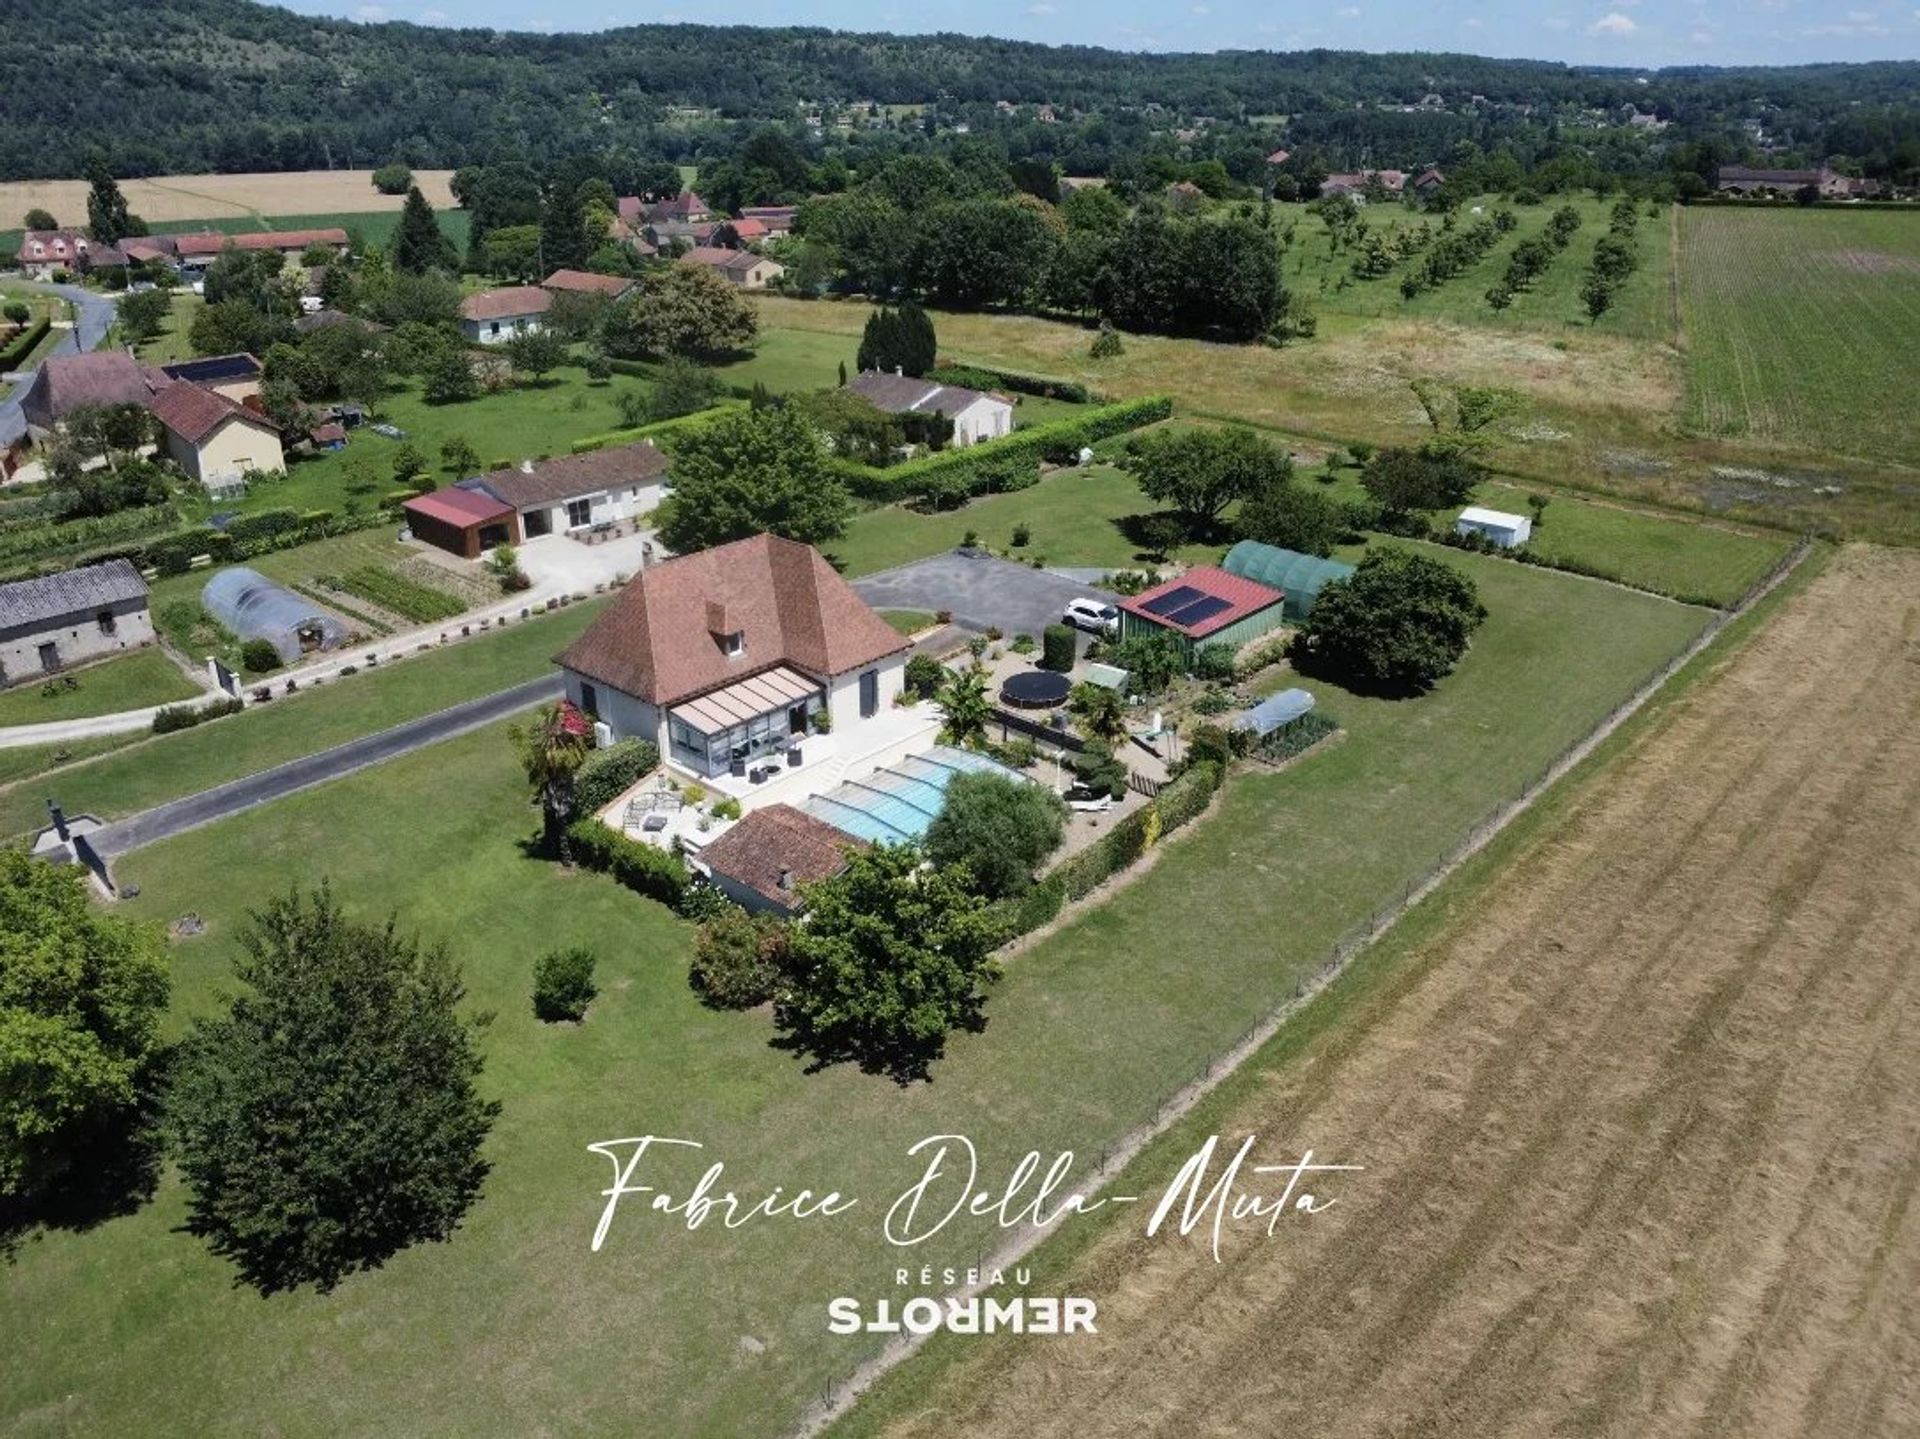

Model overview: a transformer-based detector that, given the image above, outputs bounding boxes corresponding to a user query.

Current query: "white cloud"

[1191,4,1212,13]
[1587,11,1639,36]
[420,6,447,19]
[1026,2,1054,13]
[1337,5,1360,15]
[1464,15,1484,26]
[354,3,387,18]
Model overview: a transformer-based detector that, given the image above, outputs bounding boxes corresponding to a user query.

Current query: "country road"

[0,279,116,447]
[89,672,562,859]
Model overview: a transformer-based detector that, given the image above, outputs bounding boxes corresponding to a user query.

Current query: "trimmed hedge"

[151,696,246,734]
[830,395,1174,500]
[565,818,691,910]
[928,363,1100,404]
[1041,624,1076,673]
[576,738,661,813]
[0,316,52,370]
[569,400,748,454]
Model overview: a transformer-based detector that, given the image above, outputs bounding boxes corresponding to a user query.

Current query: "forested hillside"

[2,0,1917,181]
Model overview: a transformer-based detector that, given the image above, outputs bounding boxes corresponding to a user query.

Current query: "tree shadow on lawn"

[1113,509,1229,565]
[0,1061,168,1264]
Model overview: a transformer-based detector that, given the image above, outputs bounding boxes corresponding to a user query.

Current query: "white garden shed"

[1456,506,1533,549]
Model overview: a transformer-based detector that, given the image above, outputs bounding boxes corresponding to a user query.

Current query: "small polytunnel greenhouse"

[202,566,348,663]
[1220,541,1357,621]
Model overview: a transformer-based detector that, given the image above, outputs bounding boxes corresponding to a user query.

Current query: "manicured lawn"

[878,608,935,635]
[0,648,199,726]
[1467,480,1786,605]
[0,598,605,840]
[712,323,858,394]
[0,731,138,788]
[834,464,1218,578]
[131,292,204,365]
[0,552,1711,1437]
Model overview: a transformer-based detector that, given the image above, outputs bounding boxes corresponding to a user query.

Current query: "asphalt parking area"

[851,549,1117,643]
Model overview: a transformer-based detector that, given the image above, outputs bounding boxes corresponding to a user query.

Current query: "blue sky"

[280,1,1919,66]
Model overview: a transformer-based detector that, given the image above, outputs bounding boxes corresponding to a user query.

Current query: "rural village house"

[0,558,153,688]
[679,247,785,289]
[541,268,635,300]
[843,369,1015,447]
[403,442,671,557]
[459,286,552,344]
[556,534,912,788]
[16,229,90,278]
[149,380,285,489]
[696,803,866,916]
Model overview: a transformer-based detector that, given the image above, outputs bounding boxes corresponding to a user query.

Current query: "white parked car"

[1063,784,1114,813]
[1062,598,1119,636]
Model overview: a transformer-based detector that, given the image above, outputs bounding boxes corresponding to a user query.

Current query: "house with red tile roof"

[458,286,552,344]
[17,230,91,279]
[17,350,167,440]
[695,803,866,916]
[680,246,785,289]
[556,534,914,787]
[150,382,285,490]
[541,268,636,300]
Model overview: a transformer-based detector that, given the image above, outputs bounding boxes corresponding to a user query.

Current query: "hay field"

[1680,207,1920,465]
[846,542,1920,1439]
[0,169,456,230]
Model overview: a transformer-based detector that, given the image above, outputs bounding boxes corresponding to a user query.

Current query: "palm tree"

[935,663,992,749]
[511,700,594,864]
[1069,682,1128,748]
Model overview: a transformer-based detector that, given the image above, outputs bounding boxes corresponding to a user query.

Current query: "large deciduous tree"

[1294,547,1487,693]
[1237,473,1349,557]
[1134,424,1293,535]
[601,265,758,361]
[1359,446,1484,522]
[167,886,498,1294]
[0,850,169,1214]
[655,405,849,553]
[776,844,1002,1081]
[925,772,1067,899]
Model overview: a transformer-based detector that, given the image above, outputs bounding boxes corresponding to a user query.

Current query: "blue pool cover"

[802,745,1028,845]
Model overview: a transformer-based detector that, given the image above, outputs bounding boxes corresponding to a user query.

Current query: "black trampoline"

[999,670,1072,709]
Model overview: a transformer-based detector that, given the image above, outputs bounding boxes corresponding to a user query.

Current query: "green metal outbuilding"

[1221,541,1356,621]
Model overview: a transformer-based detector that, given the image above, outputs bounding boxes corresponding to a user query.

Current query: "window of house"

[566,498,593,528]
[579,683,598,718]
[97,609,116,635]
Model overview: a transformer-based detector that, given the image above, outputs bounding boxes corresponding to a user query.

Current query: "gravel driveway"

[852,550,1116,643]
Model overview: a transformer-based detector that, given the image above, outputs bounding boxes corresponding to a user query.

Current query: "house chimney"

[706,600,732,635]
[777,867,793,892]
[47,799,69,842]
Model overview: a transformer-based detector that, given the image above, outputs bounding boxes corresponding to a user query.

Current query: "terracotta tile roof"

[680,245,769,275]
[699,803,865,910]
[542,268,634,297]
[459,286,553,322]
[404,487,514,528]
[19,350,166,430]
[1119,565,1286,640]
[173,228,349,258]
[726,217,769,239]
[650,190,711,221]
[557,534,908,707]
[468,442,669,509]
[150,381,275,447]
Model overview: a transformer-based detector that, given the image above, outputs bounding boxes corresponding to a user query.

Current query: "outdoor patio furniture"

[640,814,669,833]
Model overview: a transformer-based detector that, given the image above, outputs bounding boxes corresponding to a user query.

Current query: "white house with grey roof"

[843,370,1014,447]
[0,559,154,688]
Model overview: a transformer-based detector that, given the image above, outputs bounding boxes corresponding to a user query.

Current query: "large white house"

[844,370,1015,448]
[458,286,552,344]
[556,534,918,794]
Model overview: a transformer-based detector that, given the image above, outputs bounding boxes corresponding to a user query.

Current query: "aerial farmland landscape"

[0,4,1915,1438]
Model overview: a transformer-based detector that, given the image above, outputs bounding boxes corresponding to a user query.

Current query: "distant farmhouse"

[459,286,551,344]
[679,246,785,289]
[1714,165,1881,198]
[0,558,152,688]
[843,370,1014,448]
[404,442,670,557]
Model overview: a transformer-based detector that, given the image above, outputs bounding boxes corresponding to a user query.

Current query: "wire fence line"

[791,535,1813,1437]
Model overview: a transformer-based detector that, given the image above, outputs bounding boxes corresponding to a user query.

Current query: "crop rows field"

[1679,207,1920,466]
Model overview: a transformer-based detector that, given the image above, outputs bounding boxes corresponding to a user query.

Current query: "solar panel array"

[1137,587,1236,631]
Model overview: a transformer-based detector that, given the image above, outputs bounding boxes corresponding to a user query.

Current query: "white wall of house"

[520,481,667,537]
[950,396,1014,447]
[563,669,665,754]
[824,654,906,736]
[462,314,545,345]
[164,418,286,488]
[1,601,155,687]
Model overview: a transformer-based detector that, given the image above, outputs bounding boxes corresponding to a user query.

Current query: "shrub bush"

[927,364,1095,404]
[565,819,690,909]
[688,910,787,1008]
[904,652,947,700]
[151,696,245,734]
[1192,643,1237,681]
[1041,623,1077,673]
[532,947,598,1022]
[239,638,282,673]
[575,738,660,813]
